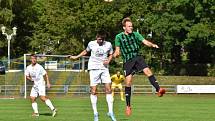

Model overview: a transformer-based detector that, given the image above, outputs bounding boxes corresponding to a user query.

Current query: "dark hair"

[122,17,132,27]
[96,31,107,40]
[30,54,36,57]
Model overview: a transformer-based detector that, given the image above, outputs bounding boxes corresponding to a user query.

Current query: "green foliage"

[0,0,214,75]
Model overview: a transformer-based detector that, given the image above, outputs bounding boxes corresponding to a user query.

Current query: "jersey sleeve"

[114,34,121,47]
[109,43,113,54]
[25,67,30,76]
[135,32,145,42]
[40,65,47,76]
[86,41,92,52]
[122,75,125,80]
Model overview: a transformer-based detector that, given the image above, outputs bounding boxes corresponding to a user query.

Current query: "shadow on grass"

[39,113,52,116]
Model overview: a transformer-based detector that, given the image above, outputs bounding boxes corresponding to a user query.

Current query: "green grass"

[0,94,215,121]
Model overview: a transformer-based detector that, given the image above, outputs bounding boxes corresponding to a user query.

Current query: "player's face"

[31,56,37,65]
[123,21,133,34]
[117,71,121,77]
[96,37,104,46]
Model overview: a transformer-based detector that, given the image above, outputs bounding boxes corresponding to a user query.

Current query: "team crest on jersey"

[95,48,105,57]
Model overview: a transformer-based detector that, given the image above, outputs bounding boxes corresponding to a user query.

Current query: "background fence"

[0,84,176,98]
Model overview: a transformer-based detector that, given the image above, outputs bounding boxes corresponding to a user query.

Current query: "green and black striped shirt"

[115,32,144,62]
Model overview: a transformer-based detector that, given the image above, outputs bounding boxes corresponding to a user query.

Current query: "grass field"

[0,94,215,121]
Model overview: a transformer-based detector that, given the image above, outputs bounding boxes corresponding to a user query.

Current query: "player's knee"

[143,68,153,76]
[105,88,112,94]
[91,90,97,95]
[30,97,36,103]
[40,96,47,102]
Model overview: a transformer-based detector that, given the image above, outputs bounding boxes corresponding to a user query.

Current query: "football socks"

[32,102,38,114]
[125,86,131,106]
[90,94,98,114]
[148,75,160,92]
[45,99,55,111]
[106,94,114,114]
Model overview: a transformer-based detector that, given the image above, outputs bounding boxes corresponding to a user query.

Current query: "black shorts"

[123,56,148,77]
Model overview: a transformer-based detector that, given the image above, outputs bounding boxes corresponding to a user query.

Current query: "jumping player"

[113,17,166,116]
[69,31,117,121]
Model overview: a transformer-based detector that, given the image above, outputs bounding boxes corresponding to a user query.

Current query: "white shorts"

[89,69,111,86]
[30,85,46,97]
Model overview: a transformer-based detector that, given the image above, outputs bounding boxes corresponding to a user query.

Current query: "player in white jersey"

[25,54,57,117]
[69,32,117,121]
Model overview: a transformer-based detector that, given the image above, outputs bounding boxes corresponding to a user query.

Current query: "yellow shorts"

[111,83,123,89]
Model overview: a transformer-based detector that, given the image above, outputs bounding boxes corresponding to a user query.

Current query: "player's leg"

[124,75,132,116]
[89,70,101,121]
[135,56,165,97]
[90,86,98,117]
[30,87,39,116]
[39,86,57,117]
[111,83,116,98]
[104,83,114,113]
[123,59,136,116]
[118,84,124,101]
[102,70,116,121]
[143,68,165,97]
[143,67,160,91]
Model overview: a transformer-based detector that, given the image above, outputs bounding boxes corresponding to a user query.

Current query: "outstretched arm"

[69,50,88,60]
[142,39,159,48]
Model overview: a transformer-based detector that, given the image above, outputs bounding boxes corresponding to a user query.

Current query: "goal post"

[23,54,89,99]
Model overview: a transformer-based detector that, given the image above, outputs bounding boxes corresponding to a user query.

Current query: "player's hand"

[152,44,159,48]
[47,83,51,89]
[103,60,110,65]
[113,53,119,58]
[69,55,79,60]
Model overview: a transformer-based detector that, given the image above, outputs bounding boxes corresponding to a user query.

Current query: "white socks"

[32,102,38,113]
[90,94,98,114]
[106,94,113,114]
[90,94,114,114]
[45,99,55,111]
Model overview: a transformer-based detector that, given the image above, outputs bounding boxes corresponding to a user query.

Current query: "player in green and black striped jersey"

[114,17,166,117]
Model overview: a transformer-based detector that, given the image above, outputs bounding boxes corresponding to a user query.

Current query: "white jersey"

[86,40,113,70]
[25,63,46,86]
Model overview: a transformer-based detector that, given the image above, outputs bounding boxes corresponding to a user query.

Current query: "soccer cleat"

[157,88,166,97]
[107,112,117,121]
[94,113,99,121]
[32,113,39,117]
[125,106,132,116]
[52,109,57,117]
[121,98,125,101]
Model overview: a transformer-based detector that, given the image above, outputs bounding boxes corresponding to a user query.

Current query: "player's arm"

[44,73,51,88]
[104,53,113,65]
[113,47,120,58]
[142,39,159,48]
[26,74,33,81]
[113,35,121,58]
[110,75,114,82]
[121,75,125,83]
[69,50,88,60]
[25,69,33,81]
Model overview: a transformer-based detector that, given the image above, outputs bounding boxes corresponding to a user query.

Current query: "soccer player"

[25,54,57,117]
[69,31,117,121]
[113,17,166,116]
[111,71,125,101]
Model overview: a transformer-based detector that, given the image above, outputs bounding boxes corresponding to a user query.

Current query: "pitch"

[0,95,214,121]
